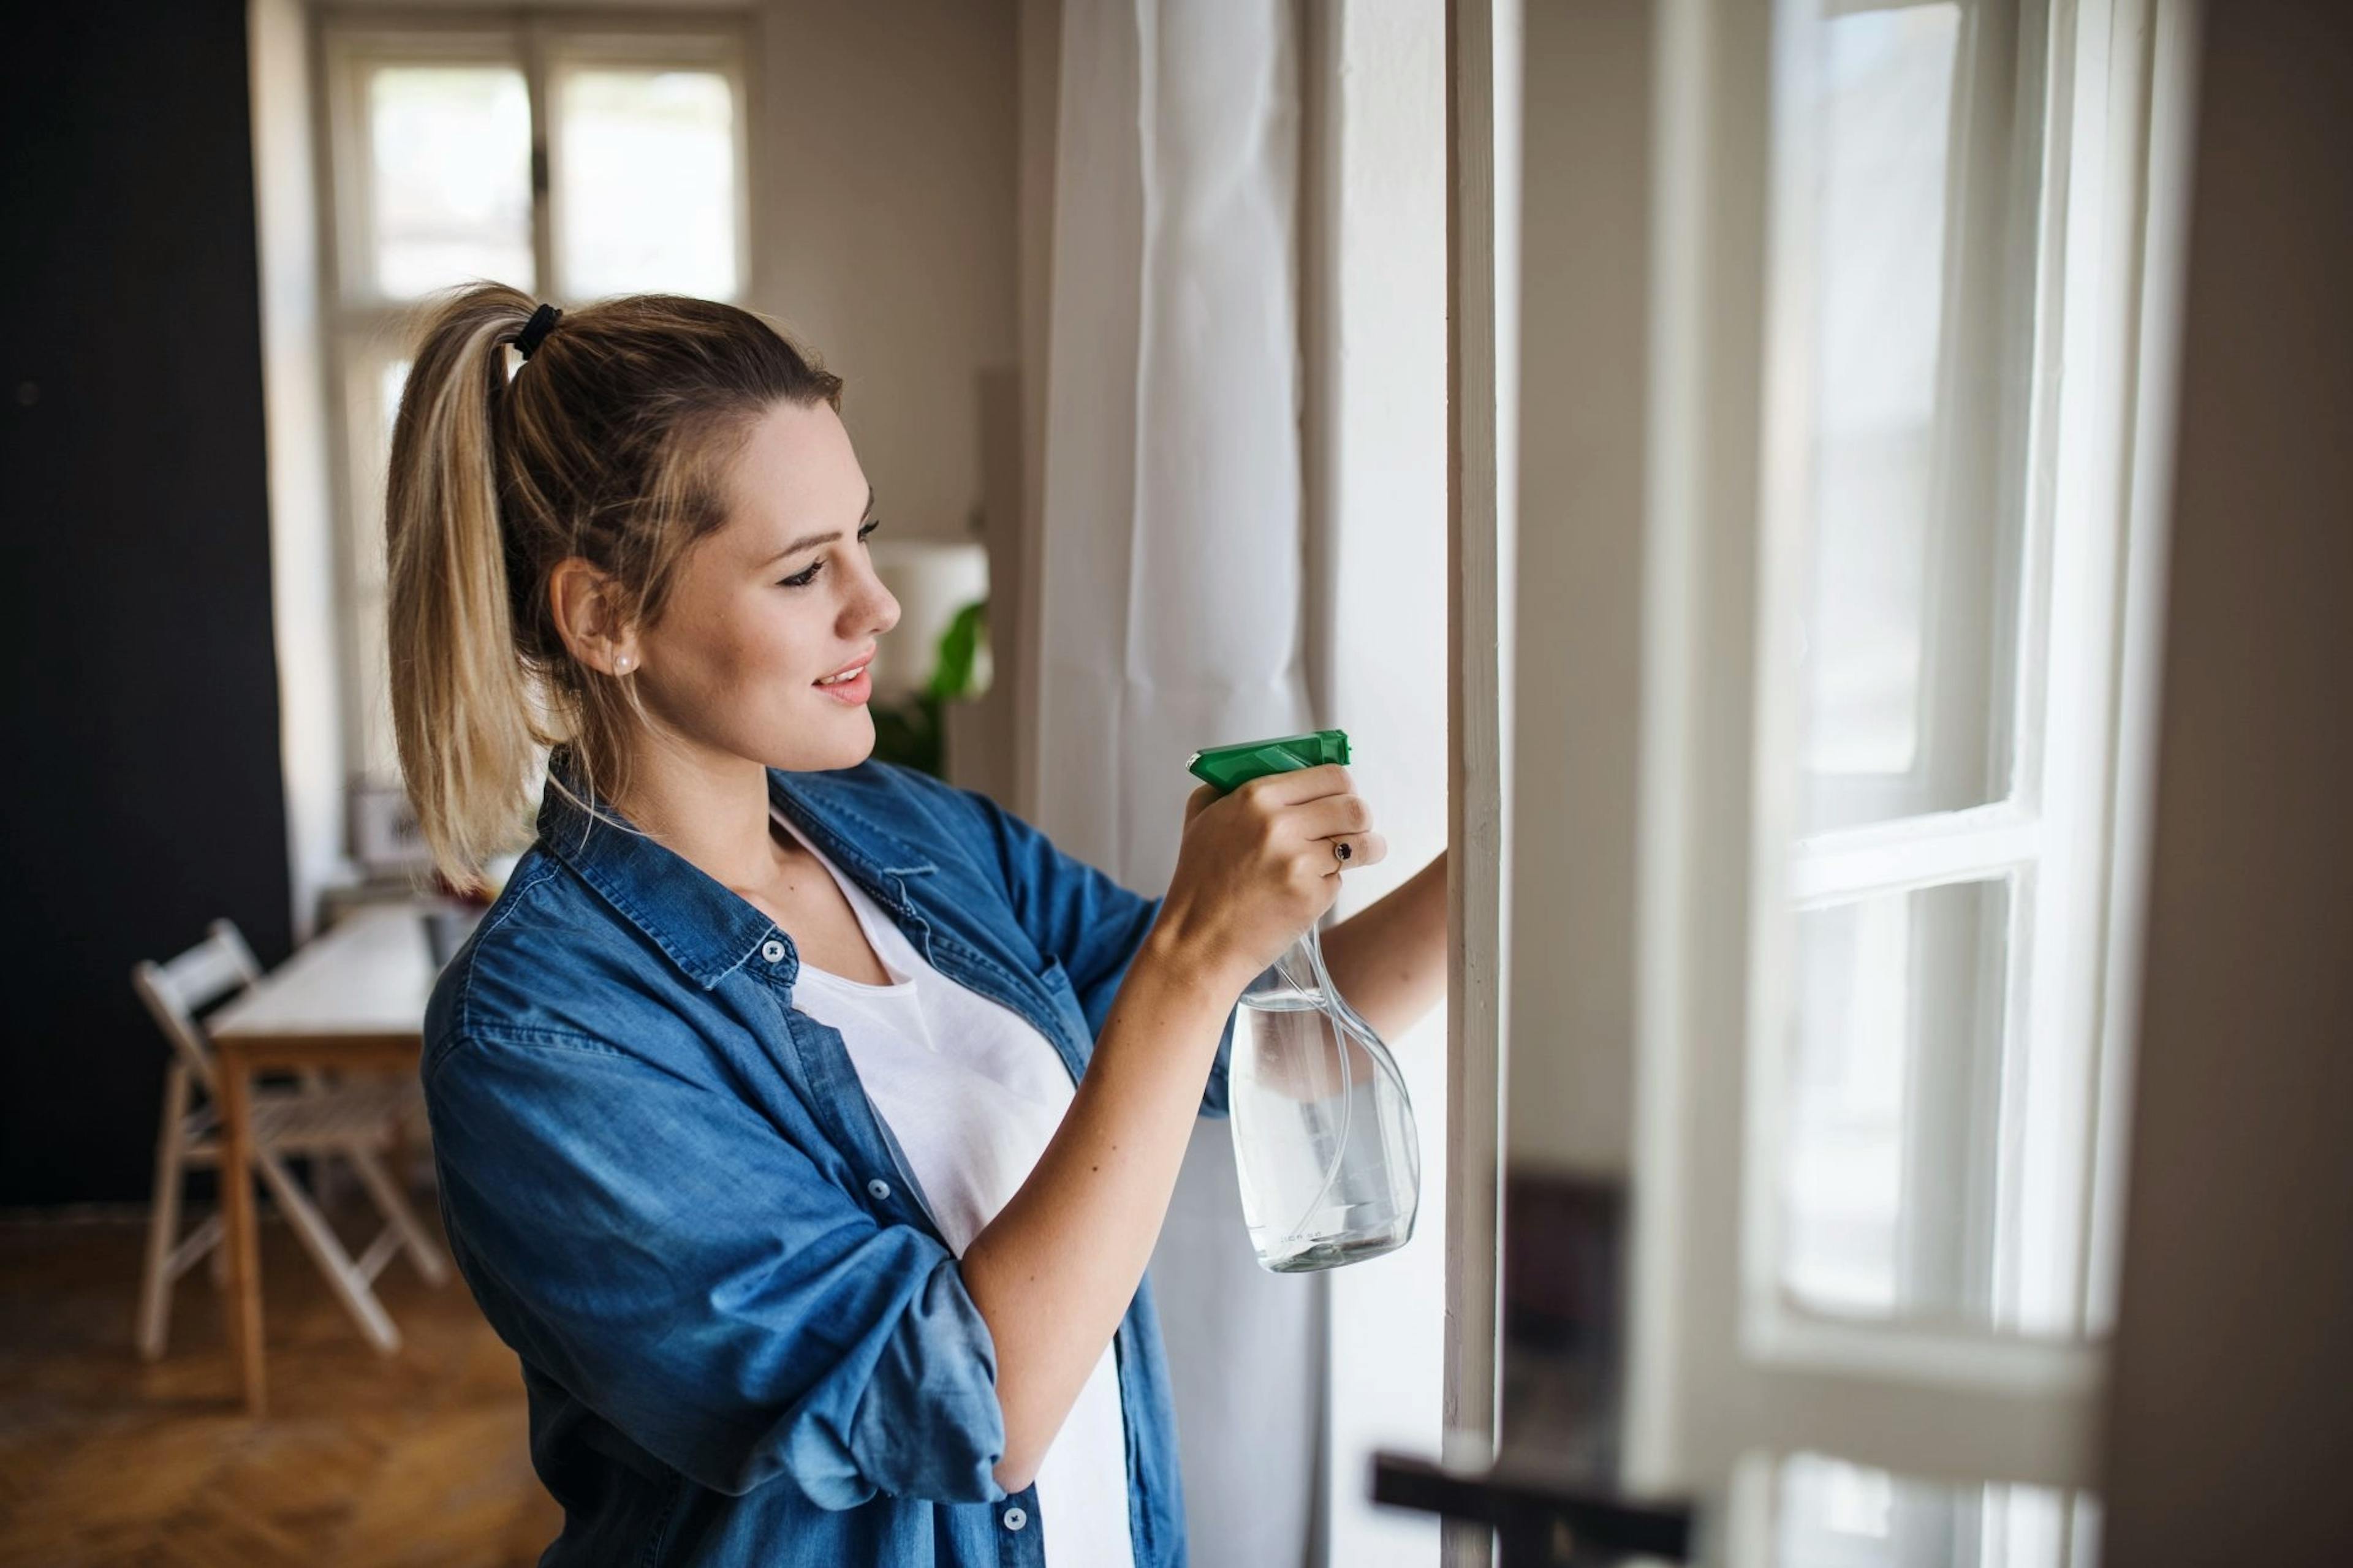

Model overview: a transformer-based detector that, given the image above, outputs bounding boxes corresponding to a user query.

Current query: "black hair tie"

[514,302,563,360]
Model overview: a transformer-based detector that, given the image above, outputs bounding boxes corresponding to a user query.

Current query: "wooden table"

[207,901,452,1415]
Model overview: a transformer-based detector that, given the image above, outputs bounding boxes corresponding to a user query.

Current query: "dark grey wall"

[1,1,294,1205]
[2100,3,2353,1561]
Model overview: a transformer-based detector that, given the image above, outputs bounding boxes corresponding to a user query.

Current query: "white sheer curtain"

[1028,1,1320,1564]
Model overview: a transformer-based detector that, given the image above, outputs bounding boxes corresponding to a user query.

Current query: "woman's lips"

[815,669,871,705]
[813,659,873,705]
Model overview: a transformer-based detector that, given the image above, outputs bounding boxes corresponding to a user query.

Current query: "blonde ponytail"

[382,283,844,893]
[386,286,545,892]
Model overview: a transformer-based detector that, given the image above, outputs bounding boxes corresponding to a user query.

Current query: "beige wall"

[2099,4,2353,1561]
[748,0,1020,544]
[1010,0,1058,815]
[1503,0,1653,1181]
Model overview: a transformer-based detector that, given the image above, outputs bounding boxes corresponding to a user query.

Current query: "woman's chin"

[773,707,876,773]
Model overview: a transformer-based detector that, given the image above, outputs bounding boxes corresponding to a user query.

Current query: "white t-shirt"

[774,811,1133,1568]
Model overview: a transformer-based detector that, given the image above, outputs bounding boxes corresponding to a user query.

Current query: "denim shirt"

[421,759,1235,1567]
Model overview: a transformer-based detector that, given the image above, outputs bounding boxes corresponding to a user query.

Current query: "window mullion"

[323,39,370,303]
[523,16,557,301]
[1790,804,2042,906]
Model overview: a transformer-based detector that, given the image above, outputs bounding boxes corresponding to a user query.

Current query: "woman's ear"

[547,556,643,677]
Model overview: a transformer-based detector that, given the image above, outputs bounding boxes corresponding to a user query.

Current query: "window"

[318,16,751,788]
[1770,1452,2080,1568]
[1774,0,2055,1340]
[1514,0,2201,1551]
[1738,0,2186,1556]
[1767,0,2162,1371]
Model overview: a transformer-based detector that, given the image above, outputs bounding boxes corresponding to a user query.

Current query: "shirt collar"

[536,754,938,991]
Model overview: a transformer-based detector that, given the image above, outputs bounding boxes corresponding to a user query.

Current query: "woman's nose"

[853,559,901,638]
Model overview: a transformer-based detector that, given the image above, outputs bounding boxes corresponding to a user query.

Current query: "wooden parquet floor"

[0,1210,561,1567]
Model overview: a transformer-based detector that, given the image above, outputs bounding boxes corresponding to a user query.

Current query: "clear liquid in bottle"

[1228,925,1420,1272]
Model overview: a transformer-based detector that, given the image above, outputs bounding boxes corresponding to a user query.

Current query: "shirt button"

[1002,1506,1027,1532]
[761,939,786,963]
[866,1178,892,1202]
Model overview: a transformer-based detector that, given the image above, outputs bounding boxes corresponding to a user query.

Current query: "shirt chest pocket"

[1033,953,1072,990]
[895,869,1095,1051]
[1027,955,1093,1051]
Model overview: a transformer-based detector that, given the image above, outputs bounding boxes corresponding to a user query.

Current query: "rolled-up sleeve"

[426,1029,1007,1507]
[946,782,1238,1118]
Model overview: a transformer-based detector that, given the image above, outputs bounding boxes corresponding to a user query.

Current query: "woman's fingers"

[1267,777,1381,872]
[1318,830,1389,874]
[1281,791,1383,874]
[1239,762,1355,808]
[1290,788,1374,843]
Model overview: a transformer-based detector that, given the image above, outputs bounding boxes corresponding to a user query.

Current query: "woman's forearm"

[1316,852,1448,1044]
[960,929,1244,1493]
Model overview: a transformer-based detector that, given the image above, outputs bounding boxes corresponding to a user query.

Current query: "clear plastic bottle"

[1228,921,1421,1273]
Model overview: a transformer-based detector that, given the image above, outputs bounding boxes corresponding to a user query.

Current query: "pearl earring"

[616,655,633,673]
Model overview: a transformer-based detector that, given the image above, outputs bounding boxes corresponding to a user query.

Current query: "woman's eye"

[779,521,879,589]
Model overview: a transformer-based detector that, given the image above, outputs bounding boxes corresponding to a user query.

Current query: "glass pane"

[379,358,411,444]
[556,66,739,298]
[1768,1453,2091,1568]
[350,588,398,786]
[1783,3,2036,833]
[346,356,409,597]
[1780,879,2010,1325]
[366,64,535,298]
[339,349,408,789]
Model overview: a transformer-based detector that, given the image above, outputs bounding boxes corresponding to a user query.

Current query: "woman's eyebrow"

[762,487,877,565]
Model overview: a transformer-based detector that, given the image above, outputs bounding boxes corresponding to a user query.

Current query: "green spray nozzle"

[1186,729,1352,794]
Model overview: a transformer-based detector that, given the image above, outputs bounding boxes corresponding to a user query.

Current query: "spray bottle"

[1188,730,1421,1272]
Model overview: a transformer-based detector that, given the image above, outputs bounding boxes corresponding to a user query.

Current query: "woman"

[392,284,1447,1566]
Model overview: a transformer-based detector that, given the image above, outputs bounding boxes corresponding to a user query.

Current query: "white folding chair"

[131,918,449,1360]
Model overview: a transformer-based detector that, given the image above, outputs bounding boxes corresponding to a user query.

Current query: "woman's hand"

[1150,763,1387,989]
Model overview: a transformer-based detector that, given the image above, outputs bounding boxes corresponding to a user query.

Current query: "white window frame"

[1615,0,2196,1513]
[1761,0,2112,1378]
[1770,0,2050,1361]
[311,8,754,789]
[1759,0,2188,1382]
[1794,0,2040,842]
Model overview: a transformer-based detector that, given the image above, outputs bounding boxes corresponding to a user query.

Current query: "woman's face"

[629,399,901,773]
